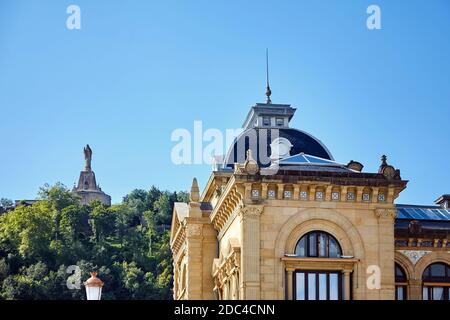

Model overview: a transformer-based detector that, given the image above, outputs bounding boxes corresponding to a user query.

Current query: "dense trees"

[0,184,188,300]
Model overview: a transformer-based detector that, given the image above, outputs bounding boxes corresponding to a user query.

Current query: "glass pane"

[329,238,340,258]
[432,287,444,300]
[319,274,327,300]
[295,273,305,300]
[309,233,317,257]
[396,287,404,300]
[395,264,406,280]
[329,273,338,300]
[308,273,316,300]
[423,287,428,300]
[318,233,327,257]
[430,264,445,278]
[295,237,306,257]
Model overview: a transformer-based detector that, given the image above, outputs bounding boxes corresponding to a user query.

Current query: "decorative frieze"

[212,239,241,300]
[397,250,431,265]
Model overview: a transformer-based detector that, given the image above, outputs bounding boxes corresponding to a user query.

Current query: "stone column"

[238,205,263,300]
[408,279,422,300]
[185,223,204,299]
[343,270,352,300]
[286,268,294,300]
[375,208,397,300]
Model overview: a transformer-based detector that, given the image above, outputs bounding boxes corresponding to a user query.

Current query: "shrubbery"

[0,183,187,300]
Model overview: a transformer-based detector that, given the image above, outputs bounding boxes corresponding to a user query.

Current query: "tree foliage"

[0,184,187,300]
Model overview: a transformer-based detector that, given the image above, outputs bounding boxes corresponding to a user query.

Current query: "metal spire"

[265,48,272,104]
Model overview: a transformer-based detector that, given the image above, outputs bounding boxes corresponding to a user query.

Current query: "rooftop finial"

[381,154,388,166]
[190,177,200,202]
[265,48,272,104]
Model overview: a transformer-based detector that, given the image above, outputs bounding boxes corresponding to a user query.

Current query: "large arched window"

[395,263,408,300]
[293,231,343,300]
[295,231,342,258]
[422,263,450,300]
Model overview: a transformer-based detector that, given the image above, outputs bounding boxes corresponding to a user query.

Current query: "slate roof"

[224,128,333,168]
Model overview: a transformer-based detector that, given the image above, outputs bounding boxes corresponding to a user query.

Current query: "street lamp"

[84,272,104,300]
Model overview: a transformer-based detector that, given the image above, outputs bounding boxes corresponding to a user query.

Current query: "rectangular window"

[276,118,284,126]
[432,287,444,300]
[308,274,316,300]
[294,271,342,300]
[319,274,327,300]
[263,117,270,126]
[329,273,339,300]
[423,287,428,300]
[396,287,404,300]
[295,273,305,300]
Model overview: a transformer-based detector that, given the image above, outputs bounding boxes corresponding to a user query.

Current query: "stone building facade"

[170,98,450,300]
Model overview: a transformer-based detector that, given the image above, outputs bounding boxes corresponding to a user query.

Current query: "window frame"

[293,270,343,300]
[395,263,408,300]
[422,263,450,300]
[295,231,342,258]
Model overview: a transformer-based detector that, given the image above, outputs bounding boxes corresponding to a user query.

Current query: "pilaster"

[238,205,263,299]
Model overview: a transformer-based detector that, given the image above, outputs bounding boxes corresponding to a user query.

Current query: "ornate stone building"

[170,95,450,300]
[72,145,111,206]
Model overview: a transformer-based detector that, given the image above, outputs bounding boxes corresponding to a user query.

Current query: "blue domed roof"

[223,127,333,168]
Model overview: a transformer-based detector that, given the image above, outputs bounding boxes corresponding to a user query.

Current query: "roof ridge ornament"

[265,48,272,104]
[378,154,401,180]
[189,178,200,202]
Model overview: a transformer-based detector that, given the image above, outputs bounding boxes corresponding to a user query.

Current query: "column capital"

[374,208,397,220]
[238,205,264,220]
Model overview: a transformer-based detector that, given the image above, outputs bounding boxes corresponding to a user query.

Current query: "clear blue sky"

[1,0,449,205]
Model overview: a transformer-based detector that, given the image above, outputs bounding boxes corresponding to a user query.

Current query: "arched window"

[395,263,408,300]
[422,263,450,300]
[295,231,342,258]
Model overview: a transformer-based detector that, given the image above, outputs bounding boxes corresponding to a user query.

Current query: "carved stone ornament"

[244,149,259,175]
[378,155,401,180]
[234,150,259,175]
[398,250,431,265]
[238,205,263,219]
[375,208,397,219]
[346,160,364,172]
[186,224,202,237]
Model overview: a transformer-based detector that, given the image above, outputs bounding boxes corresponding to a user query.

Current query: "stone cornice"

[234,172,408,189]
[210,180,246,231]
[281,257,358,272]
[171,224,186,255]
